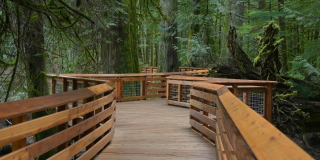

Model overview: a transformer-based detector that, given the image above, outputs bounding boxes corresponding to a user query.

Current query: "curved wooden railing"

[0,76,116,160]
[58,70,208,102]
[140,66,210,74]
[167,75,276,122]
[189,82,313,160]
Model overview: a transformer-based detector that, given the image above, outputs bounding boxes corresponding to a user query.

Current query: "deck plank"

[95,99,217,160]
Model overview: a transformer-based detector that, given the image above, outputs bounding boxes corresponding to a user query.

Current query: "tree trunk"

[115,0,140,73]
[24,8,55,159]
[160,0,178,72]
[226,26,261,79]
[278,0,287,72]
[253,22,282,81]
[258,0,266,9]
[231,0,244,46]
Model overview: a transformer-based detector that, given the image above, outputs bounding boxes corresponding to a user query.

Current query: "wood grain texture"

[190,99,216,115]
[0,92,115,147]
[48,118,114,160]
[190,109,216,128]
[167,100,190,108]
[167,75,277,84]
[95,99,217,160]
[0,88,95,121]
[219,91,314,160]
[1,101,116,160]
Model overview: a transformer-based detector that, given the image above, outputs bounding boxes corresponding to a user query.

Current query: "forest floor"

[290,133,320,159]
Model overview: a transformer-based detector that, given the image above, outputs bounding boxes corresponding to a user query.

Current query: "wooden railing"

[189,82,313,160]
[179,66,208,71]
[0,76,116,160]
[166,76,276,122]
[140,66,209,75]
[58,70,208,102]
[141,66,157,73]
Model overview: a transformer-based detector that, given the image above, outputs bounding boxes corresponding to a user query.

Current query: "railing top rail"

[53,70,209,78]
[167,75,277,84]
[47,74,115,84]
[190,82,313,160]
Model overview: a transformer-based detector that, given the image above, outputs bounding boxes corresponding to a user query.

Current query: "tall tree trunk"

[24,7,55,159]
[115,0,140,73]
[160,0,178,72]
[151,33,154,66]
[278,0,287,72]
[258,0,266,9]
[231,0,244,46]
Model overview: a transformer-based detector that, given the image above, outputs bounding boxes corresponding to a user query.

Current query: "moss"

[276,91,298,100]
[273,38,284,46]
[263,21,280,31]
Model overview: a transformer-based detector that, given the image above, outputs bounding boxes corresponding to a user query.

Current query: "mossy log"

[226,26,261,80]
[254,21,283,81]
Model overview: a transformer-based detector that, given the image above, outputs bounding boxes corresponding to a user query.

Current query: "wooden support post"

[120,79,124,101]
[57,78,68,151]
[51,78,56,95]
[232,84,238,96]
[116,79,121,101]
[161,75,166,98]
[11,115,27,151]
[142,76,146,100]
[71,79,80,144]
[166,82,170,103]
[178,84,181,102]
[243,92,247,105]
[82,80,95,149]
[265,84,273,122]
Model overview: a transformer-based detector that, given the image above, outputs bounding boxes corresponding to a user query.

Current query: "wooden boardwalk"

[95,98,217,160]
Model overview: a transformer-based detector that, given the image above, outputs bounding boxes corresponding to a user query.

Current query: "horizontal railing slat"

[190,110,216,129]
[189,119,216,142]
[48,117,114,160]
[0,91,115,147]
[190,99,216,115]
[78,126,115,160]
[0,89,95,121]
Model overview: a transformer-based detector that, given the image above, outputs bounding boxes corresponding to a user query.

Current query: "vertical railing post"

[243,92,247,104]
[116,78,121,101]
[265,84,273,122]
[83,80,95,149]
[232,84,238,96]
[11,115,27,151]
[57,78,69,151]
[51,78,56,95]
[142,76,146,100]
[120,79,124,101]
[177,84,181,102]
[161,75,166,98]
[166,81,170,103]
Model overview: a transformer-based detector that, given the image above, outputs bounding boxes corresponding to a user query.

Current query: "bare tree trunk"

[278,0,287,72]
[160,0,178,72]
[259,0,266,9]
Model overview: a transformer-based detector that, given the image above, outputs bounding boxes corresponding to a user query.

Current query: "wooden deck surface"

[95,98,217,160]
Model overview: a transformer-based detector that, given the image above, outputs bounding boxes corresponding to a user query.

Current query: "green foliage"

[287,56,320,82]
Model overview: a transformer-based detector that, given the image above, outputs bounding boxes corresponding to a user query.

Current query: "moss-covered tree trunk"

[226,26,261,79]
[24,8,55,159]
[253,21,282,81]
[114,0,140,73]
[160,0,178,72]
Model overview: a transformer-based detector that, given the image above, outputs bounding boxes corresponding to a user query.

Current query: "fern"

[287,56,320,82]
